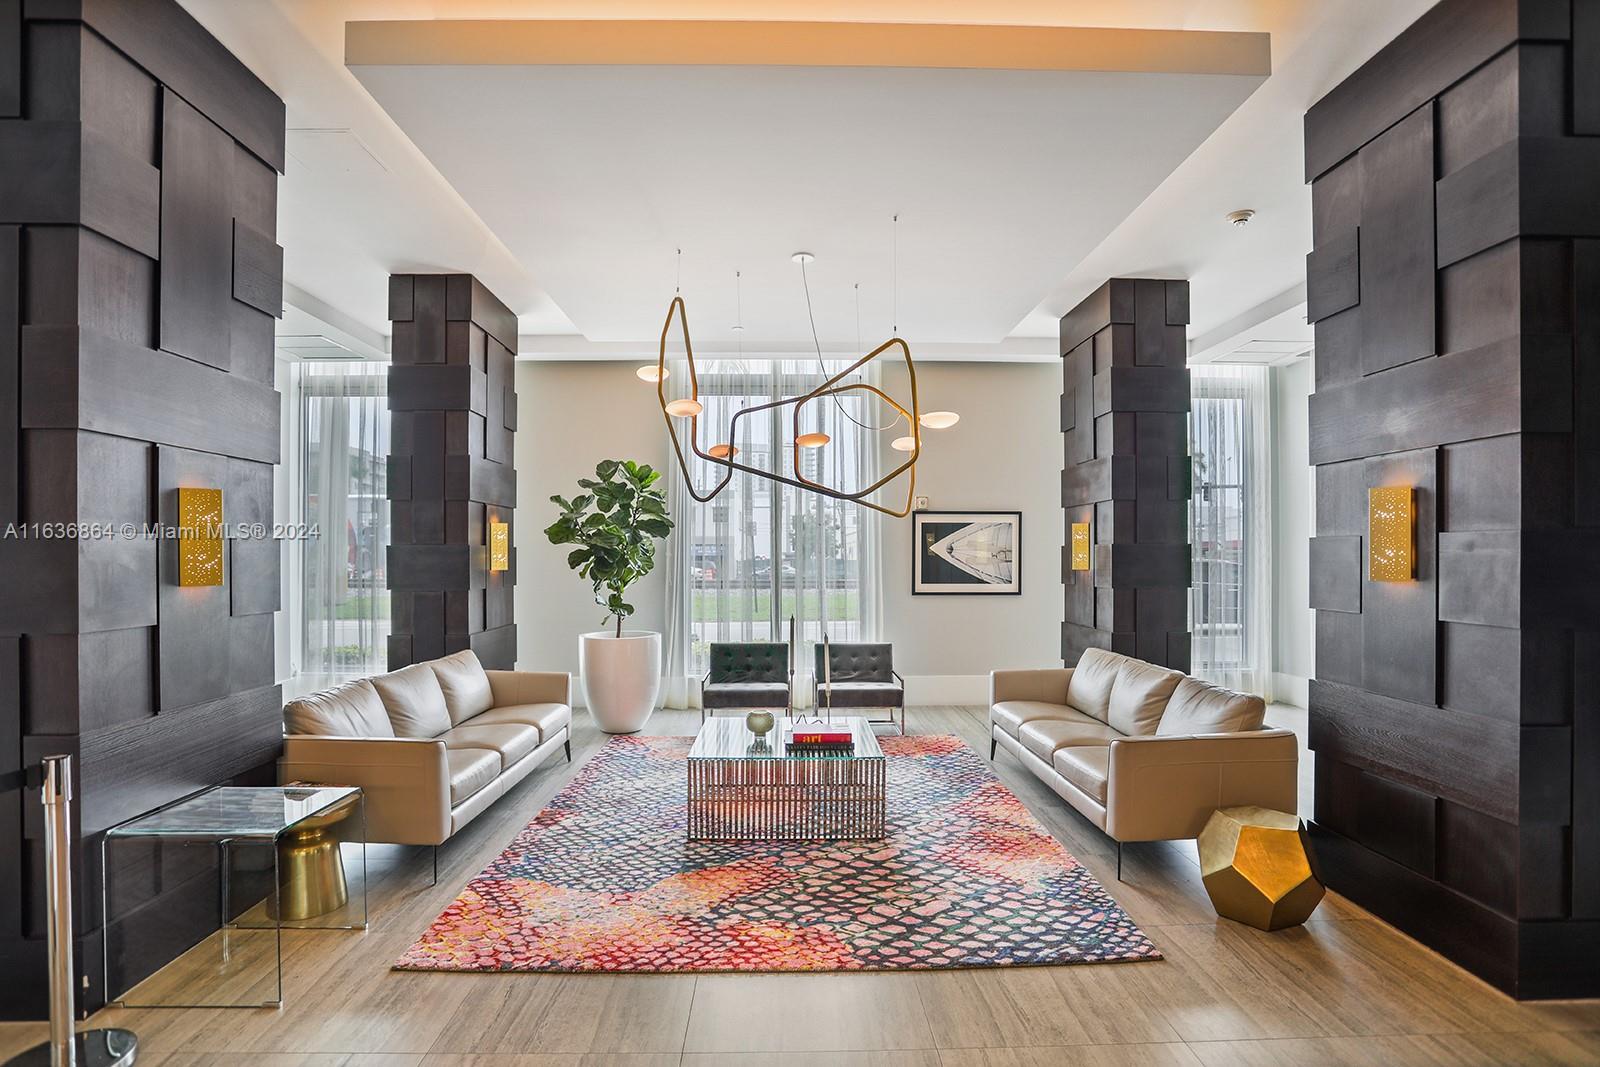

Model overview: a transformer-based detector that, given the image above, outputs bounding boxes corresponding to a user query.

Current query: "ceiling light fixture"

[646,223,959,517]
[636,364,668,382]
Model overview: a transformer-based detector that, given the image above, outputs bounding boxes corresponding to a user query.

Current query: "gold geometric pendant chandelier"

[650,295,924,517]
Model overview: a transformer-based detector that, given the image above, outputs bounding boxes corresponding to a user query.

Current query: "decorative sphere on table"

[745,710,775,737]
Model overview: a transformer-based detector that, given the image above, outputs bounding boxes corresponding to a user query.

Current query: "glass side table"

[102,785,366,1008]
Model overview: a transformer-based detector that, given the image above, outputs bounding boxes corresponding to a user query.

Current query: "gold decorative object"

[1368,486,1414,582]
[489,520,510,572]
[1198,805,1324,931]
[1070,522,1091,571]
[268,794,359,922]
[745,710,775,737]
[177,487,224,587]
[652,294,927,518]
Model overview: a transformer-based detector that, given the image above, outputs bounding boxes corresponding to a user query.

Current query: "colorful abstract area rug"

[395,735,1161,973]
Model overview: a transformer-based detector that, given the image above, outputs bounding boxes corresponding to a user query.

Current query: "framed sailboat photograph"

[912,511,1022,595]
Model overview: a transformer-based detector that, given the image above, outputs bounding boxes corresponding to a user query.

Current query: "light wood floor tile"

[936,1043,1203,1066]
[1188,1029,1600,1066]
[683,1052,942,1066]
[912,965,1092,1047]
[424,1053,683,1066]
[683,973,933,1053]
[0,1023,47,1060]
[427,975,695,1055]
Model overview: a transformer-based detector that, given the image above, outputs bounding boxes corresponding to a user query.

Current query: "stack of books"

[785,725,855,756]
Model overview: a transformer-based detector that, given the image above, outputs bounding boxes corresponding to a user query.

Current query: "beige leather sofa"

[280,650,572,864]
[990,648,1296,876]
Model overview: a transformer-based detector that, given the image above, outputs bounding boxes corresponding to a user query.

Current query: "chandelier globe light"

[664,397,703,418]
[919,410,960,429]
[636,364,668,382]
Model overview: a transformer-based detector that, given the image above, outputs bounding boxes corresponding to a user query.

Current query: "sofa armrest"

[989,668,1074,707]
[1104,729,1299,842]
[486,669,571,707]
[279,735,451,846]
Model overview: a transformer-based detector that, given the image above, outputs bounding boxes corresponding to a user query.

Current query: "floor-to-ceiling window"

[299,362,391,676]
[1190,364,1273,697]
[661,360,884,706]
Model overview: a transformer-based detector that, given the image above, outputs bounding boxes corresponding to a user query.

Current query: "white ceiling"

[348,62,1262,347]
[181,1,1439,361]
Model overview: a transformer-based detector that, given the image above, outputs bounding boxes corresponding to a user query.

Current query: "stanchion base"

[4,1029,138,1067]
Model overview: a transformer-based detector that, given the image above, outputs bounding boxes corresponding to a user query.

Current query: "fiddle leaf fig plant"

[545,459,674,637]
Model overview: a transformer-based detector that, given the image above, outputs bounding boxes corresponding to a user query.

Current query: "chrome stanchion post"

[5,756,137,1067]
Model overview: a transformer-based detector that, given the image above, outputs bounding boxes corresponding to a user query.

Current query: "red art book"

[789,729,853,745]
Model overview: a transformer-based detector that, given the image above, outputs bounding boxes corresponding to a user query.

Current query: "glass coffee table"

[686,717,886,840]
[102,785,366,1008]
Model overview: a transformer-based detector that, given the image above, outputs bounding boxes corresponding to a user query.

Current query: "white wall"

[513,361,670,677]
[513,359,1065,704]
[1270,356,1314,706]
[879,361,1065,703]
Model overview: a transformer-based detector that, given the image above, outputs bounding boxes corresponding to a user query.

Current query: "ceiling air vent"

[1211,339,1311,366]
[277,334,362,361]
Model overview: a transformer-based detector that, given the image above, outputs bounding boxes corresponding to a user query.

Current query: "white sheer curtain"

[662,359,885,708]
[1189,364,1274,700]
[301,362,390,676]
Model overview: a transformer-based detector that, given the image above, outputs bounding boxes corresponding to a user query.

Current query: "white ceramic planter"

[579,630,661,733]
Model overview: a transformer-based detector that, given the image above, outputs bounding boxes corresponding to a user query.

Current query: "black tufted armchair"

[813,642,906,734]
[701,642,792,722]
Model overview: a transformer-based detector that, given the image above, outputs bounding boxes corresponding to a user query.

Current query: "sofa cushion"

[446,746,501,806]
[818,681,903,709]
[1108,659,1183,736]
[441,722,542,770]
[283,679,394,737]
[1065,647,1123,723]
[1158,677,1266,735]
[471,702,572,743]
[703,681,790,710]
[1052,745,1109,804]
[990,700,1068,738]
[371,663,452,738]
[429,650,494,725]
[1018,718,1119,760]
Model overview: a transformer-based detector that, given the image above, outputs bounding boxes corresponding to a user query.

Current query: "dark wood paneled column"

[1060,279,1191,671]
[1304,0,1599,999]
[387,274,518,670]
[0,0,285,1017]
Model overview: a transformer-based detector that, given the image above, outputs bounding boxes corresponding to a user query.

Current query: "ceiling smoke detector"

[1226,209,1256,227]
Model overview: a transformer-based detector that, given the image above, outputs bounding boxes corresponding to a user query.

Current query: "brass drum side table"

[103,785,367,1008]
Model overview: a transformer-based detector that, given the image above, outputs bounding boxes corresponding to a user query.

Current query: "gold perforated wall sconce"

[177,487,224,587]
[1070,522,1091,571]
[489,521,510,573]
[1368,486,1415,582]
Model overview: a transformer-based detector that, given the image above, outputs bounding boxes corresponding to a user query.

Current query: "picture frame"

[911,510,1022,595]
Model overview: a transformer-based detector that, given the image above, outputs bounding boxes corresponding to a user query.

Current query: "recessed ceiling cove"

[347,20,1267,348]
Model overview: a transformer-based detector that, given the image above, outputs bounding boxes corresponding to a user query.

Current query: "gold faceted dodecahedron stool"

[1198,805,1324,931]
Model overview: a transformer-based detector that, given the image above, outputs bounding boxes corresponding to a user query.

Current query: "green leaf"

[596,459,620,480]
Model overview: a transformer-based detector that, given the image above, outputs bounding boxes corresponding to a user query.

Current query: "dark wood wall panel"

[0,0,284,1019]
[1060,279,1190,671]
[388,274,517,670]
[1305,0,1598,999]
